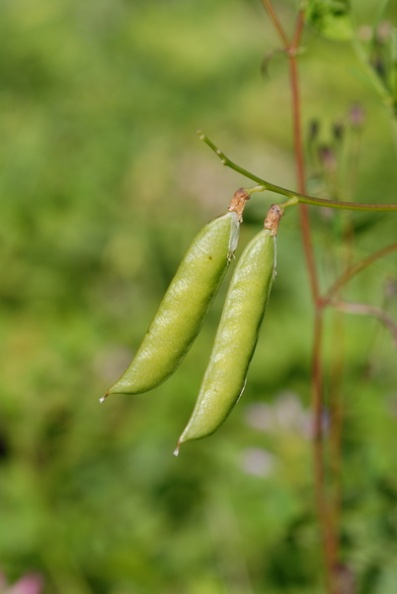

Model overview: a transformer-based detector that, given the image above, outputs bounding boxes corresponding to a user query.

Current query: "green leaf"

[305,0,354,41]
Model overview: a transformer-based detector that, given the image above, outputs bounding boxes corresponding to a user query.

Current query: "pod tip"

[173,442,181,457]
[99,392,109,404]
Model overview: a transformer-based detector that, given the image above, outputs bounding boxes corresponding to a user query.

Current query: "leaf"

[305,0,354,42]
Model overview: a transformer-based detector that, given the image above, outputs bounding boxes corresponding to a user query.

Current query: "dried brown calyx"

[228,188,250,222]
[264,204,284,236]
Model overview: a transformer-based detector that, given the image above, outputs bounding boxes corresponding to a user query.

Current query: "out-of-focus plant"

[0,571,43,594]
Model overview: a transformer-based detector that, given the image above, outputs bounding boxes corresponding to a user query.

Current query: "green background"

[1,1,397,592]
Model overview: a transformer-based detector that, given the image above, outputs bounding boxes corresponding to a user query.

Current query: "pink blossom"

[0,572,43,594]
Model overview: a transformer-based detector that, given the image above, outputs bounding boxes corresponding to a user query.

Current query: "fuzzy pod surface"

[106,211,240,397]
[176,226,276,450]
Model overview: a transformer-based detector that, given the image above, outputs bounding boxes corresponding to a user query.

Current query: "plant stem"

[330,299,397,347]
[198,132,397,213]
[312,309,335,594]
[261,0,289,47]
[328,309,344,572]
[289,11,336,593]
[324,242,397,301]
[260,4,335,593]
[288,10,320,303]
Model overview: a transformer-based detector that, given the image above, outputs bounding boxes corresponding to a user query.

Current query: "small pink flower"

[0,572,43,594]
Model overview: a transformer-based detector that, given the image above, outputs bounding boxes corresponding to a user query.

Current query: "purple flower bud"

[349,103,365,128]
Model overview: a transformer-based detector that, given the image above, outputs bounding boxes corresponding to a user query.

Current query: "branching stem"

[198,132,397,213]
[324,242,397,301]
[329,299,397,347]
[201,5,397,594]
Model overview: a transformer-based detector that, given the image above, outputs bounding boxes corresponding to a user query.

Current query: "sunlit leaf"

[305,0,354,41]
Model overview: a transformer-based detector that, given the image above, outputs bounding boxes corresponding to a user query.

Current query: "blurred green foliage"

[1,0,397,593]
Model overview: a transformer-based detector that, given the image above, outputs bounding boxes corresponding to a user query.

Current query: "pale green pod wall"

[176,228,275,449]
[106,211,240,396]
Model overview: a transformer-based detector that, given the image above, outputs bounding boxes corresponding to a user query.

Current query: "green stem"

[198,131,397,213]
[197,131,268,185]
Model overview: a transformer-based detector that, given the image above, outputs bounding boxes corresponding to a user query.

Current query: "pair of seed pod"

[104,191,283,454]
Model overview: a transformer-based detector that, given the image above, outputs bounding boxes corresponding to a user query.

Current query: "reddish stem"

[288,42,320,304]
[328,310,344,578]
[261,0,289,47]
[262,5,337,593]
[312,310,336,594]
[325,241,397,302]
[286,23,336,589]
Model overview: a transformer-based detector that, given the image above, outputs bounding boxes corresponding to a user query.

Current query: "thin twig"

[292,9,305,49]
[261,0,290,47]
[330,299,397,348]
[325,242,397,301]
[197,132,397,213]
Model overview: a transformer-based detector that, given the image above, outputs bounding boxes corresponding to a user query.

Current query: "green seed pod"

[104,210,241,398]
[175,204,283,453]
